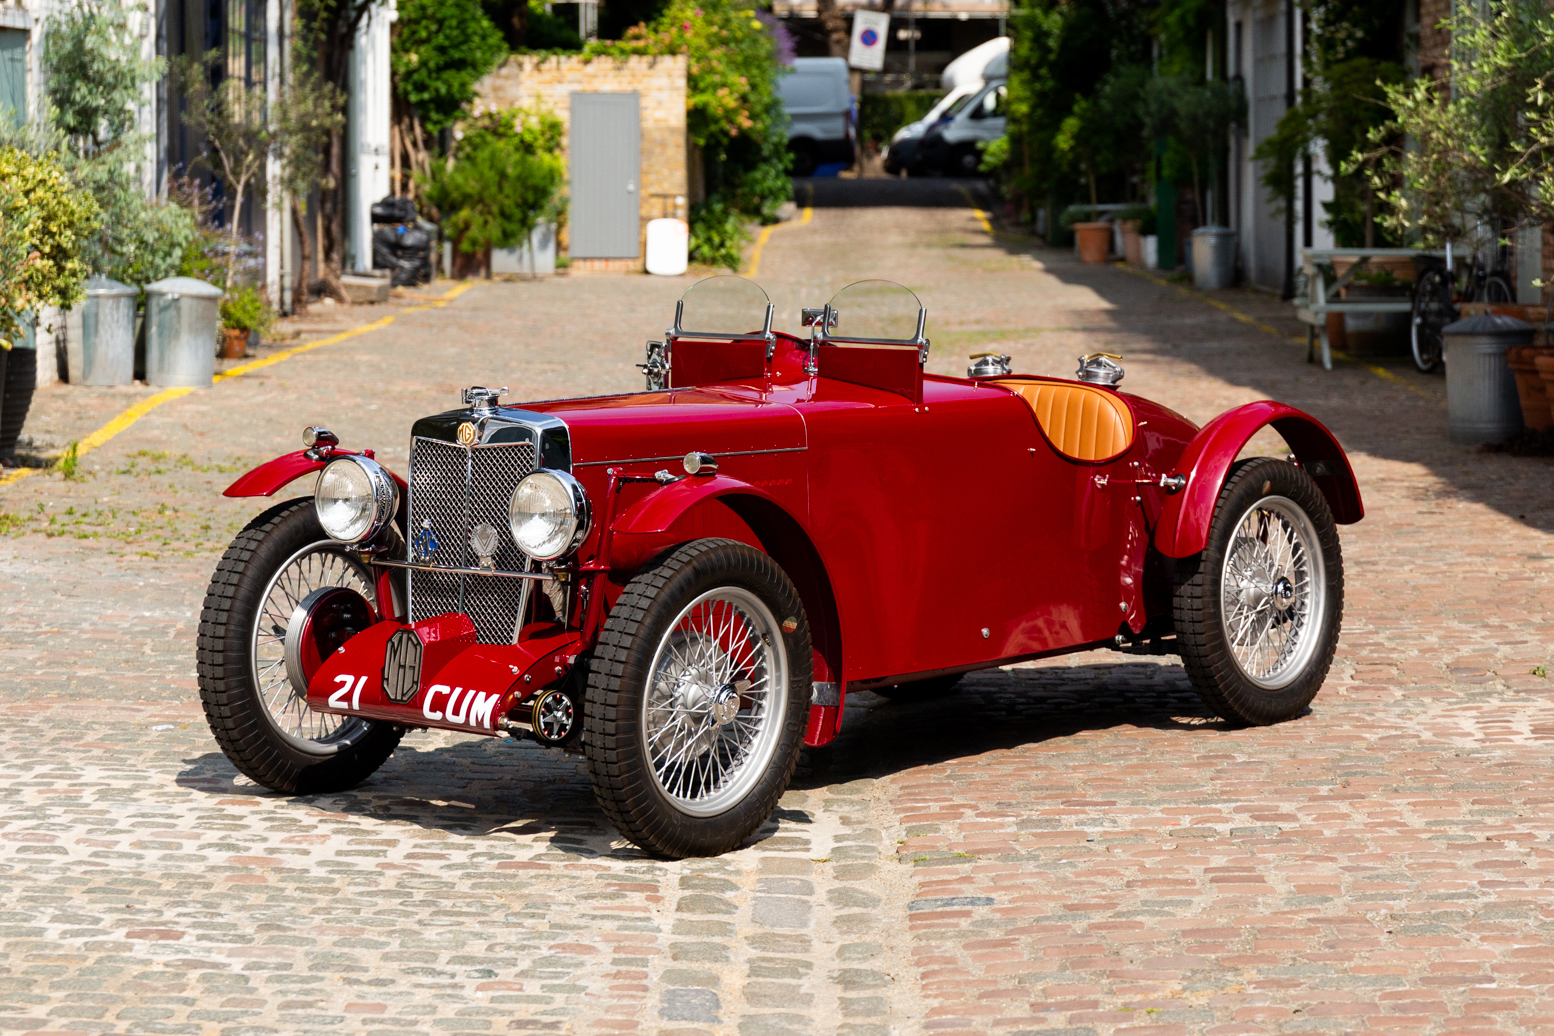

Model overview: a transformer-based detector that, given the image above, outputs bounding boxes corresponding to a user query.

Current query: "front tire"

[196,497,404,793]
[1411,266,1453,374]
[584,539,812,858]
[1172,458,1344,726]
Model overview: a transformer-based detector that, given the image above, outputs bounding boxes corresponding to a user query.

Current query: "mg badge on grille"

[470,522,500,569]
[382,628,424,703]
[457,421,478,446]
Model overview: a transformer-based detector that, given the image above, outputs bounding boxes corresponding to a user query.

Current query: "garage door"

[569,92,640,259]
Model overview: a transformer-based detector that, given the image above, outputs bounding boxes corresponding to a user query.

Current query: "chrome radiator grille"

[407,437,538,643]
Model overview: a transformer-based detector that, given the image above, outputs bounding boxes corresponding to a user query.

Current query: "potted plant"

[1056,68,1147,264]
[219,284,273,359]
[1115,204,1154,265]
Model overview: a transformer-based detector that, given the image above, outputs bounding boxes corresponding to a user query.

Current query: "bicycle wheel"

[1485,275,1514,304]
[1411,266,1453,373]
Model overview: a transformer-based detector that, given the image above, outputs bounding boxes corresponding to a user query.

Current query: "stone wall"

[475,54,688,269]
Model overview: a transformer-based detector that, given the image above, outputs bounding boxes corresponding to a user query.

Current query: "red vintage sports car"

[199,277,1362,858]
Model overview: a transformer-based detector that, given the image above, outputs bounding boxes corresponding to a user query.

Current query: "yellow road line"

[957,186,993,233]
[1115,263,1439,401]
[745,205,813,279]
[0,281,481,491]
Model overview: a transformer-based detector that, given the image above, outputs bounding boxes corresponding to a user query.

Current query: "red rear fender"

[223,449,405,498]
[1154,401,1363,558]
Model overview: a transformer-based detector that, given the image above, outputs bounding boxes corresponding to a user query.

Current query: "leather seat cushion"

[992,378,1135,461]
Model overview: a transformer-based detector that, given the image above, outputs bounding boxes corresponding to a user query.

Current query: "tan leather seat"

[992,378,1135,461]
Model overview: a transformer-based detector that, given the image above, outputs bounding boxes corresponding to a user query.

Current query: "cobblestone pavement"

[2,177,1553,1035]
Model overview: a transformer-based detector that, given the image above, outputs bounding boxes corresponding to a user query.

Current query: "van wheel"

[791,145,817,177]
[951,146,982,176]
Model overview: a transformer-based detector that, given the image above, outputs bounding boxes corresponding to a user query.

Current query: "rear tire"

[1172,458,1343,726]
[584,539,811,858]
[196,497,404,793]
[790,145,817,178]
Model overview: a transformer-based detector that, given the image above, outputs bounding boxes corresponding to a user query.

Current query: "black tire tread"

[196,497,402,793]
[583,538,811,858]
[1172,458,1345,726]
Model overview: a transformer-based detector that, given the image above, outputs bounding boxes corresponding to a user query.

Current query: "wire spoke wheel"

[251,541,376,752]
[1172,459,1344,727]
[1219,497,1326,690]
[641,587,787,818]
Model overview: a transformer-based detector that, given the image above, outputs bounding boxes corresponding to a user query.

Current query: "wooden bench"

[1295,248,1442,370]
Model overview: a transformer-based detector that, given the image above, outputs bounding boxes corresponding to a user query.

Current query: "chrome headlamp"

[508,470,590,561]
[315,455,397,544]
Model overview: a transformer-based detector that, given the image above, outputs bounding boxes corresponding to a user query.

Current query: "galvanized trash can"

[143,276,222,388]
[1442,312,1533,444]
[81,275,138,386]
[1191,226,1237,289]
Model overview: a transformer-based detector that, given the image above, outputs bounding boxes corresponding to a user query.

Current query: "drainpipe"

[1282,0,1296,300]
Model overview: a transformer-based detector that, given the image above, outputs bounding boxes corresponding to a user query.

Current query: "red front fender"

[223,449,405,498]
[608,474,794,539]
[1154,401,1363,559]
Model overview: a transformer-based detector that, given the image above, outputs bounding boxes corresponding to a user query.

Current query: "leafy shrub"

[420,107,567,262]
[0,147,100,349]
[220,284,274,335]
[689,198,748,271]
[393,0,509,135]
[1115,203,1155,235]
[860,91,942,150]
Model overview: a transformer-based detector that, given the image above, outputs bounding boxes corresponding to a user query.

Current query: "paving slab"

[1,177,1552,1034]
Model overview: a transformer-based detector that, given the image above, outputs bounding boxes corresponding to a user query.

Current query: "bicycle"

[1411,243,1514,374]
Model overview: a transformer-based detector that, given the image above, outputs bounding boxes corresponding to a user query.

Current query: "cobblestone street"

[2,178,1553,1035]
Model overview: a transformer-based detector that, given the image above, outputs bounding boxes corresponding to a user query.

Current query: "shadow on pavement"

[794,175,992,209]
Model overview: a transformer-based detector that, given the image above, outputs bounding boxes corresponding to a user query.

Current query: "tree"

[40,0,189,284]
[1360,0,1554,250]
[391,0,508,200]
[1153,77,1246,227]
[297,0,377,300]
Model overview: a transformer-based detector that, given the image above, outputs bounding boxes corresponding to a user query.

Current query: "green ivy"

[393,0,510,135]
[0,147,100,349]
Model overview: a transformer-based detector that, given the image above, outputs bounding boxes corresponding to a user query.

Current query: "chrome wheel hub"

[1220,496,1326,690]
[641,588,788,817]
[251,542,376,753]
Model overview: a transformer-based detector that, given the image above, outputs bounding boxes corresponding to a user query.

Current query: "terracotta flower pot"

[1119,220,1143,265]
[1507,347,1554,430]
[220,327,248,359]
[1074,222,1111,264]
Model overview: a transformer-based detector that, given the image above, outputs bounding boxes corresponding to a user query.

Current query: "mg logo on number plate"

[382,629,423,703]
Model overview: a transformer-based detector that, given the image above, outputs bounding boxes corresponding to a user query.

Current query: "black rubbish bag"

[370,196,417,224]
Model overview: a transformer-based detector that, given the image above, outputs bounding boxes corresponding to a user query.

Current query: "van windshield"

[942,90,979,117]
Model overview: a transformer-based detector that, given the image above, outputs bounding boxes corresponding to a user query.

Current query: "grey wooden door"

[569,92,640,259]
[0,30,26,129]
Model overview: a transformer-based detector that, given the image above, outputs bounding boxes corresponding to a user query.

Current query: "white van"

[882,84,979,176]
[917,79,1006,177]
[778,57,856,177]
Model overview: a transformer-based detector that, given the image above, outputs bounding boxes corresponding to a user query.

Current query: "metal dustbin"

[81,275,138,386]
[1191,226,1237,289]
[1442,312,1533,444]
[144,276,222,388]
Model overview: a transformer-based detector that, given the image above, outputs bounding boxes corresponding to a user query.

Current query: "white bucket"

[646,218,689,276]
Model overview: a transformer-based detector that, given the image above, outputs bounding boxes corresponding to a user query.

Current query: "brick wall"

[475,54,688,268]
